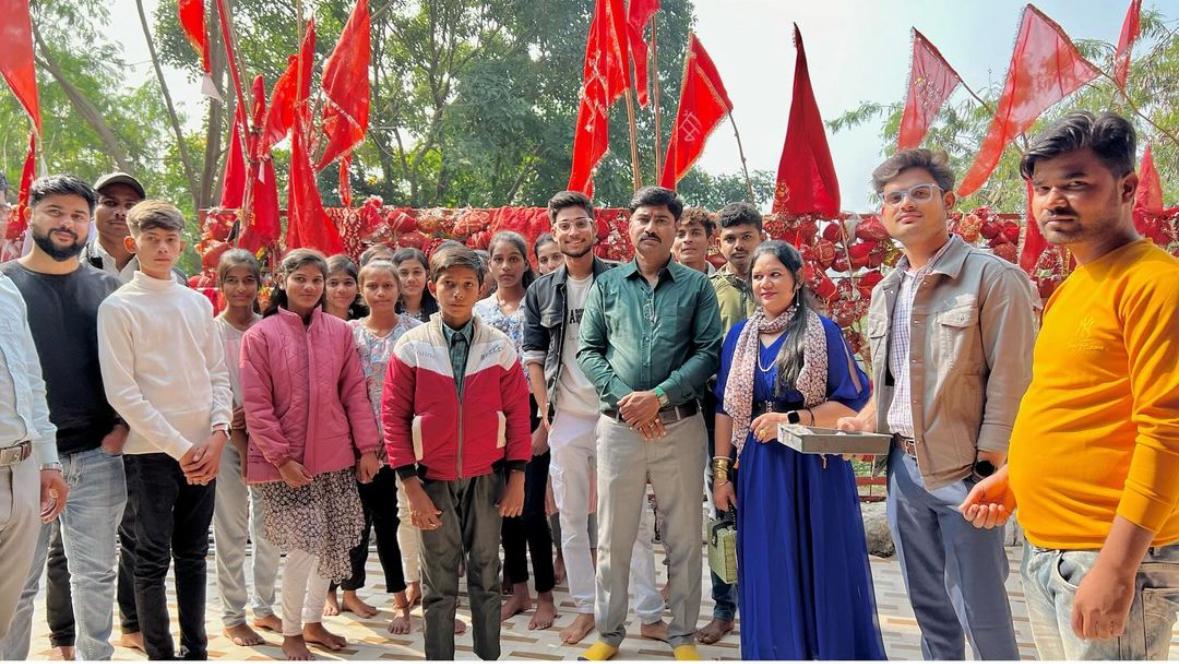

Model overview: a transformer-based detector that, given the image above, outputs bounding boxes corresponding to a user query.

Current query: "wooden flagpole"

[624,87,642,191]
[652,13,662,182]
[728,112,756,204]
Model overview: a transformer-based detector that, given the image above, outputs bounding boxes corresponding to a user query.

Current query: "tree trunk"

[134,0,201,212]
[202,0,229,208]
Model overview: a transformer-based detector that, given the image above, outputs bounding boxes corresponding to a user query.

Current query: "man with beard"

[0,176,125,660]
[81,173,184,285]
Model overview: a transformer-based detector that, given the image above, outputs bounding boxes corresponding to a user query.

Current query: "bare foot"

[405,582,422,608]
[641,619,669,643]
[501,584,534,621]
[560,613,595,645]
[323,590,341,617]
[253,614,283,633]
[341,590,379,618]
[119,631,145,652]
[303,622,346,651]
[387,607,413,636]
[224,623,265,646]
[282,635,315,660]
[53,645,75,660]
[695,617,734,645]
[529,592,557,630]
[553,554,567,586]
[453,617,468,635]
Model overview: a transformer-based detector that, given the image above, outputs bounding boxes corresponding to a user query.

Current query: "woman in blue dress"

[713,240,886,660]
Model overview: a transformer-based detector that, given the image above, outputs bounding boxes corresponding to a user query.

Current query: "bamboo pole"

[728,112,757,205]
[624,86,642,191]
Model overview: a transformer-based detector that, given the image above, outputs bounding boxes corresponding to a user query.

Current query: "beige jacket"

[867,236,1040,489]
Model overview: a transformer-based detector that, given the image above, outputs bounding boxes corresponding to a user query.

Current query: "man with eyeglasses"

[836,149,1038,659]
[522,191,668,647]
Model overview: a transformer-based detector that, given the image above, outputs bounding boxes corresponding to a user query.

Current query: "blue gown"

[714,316,887,660]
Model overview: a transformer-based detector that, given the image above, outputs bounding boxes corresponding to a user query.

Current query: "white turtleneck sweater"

[97,271,232,459]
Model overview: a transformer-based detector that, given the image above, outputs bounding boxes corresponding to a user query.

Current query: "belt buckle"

[0,444,20,466]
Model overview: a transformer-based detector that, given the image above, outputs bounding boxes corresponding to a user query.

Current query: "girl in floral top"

[474,231,559,629]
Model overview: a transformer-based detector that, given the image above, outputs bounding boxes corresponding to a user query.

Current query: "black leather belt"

[0,441,32,467]
[604,400,699,424]
[893,434,918,457]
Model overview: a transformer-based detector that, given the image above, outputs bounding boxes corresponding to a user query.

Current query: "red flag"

[1019,178,1047,272]
[1136,144,1163,213]
[897,29,962,150]
[958,6,1101,197]
[0,0,41,132]
[5,132,36,242]
[219,105,247,208]
[659,35,732,189]
[338,152,354,208]
[567,0,630,194]
[286,113,344,253]
[627,0,660,107]
[315,0,371,170]
[1114,0,1142,89]
[263,22,316,153]
[238,75,281,251]
[772,24,840,219]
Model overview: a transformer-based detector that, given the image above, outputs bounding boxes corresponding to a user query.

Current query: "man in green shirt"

[577,187,722,661]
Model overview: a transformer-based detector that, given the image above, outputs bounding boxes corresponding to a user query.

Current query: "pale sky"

[109,0,1169,210]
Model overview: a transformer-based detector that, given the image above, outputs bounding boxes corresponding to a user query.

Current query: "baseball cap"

[93,173,146,199]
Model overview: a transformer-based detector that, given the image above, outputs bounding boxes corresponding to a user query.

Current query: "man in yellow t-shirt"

[962,111,1179,660]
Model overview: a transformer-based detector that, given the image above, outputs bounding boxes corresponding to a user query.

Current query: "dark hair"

[750,240,818,397]
[358,258,401,287]
[216,249,262,313]
[359,243,395,266]
[29,175,98,213]
[1020,111,1136,180]
[628,186,684,220]
[547,190,594,225]
[871,149,955,194]
[264,248,329,318]
[324,254,368,320]
[430,244,484,285]
[715,202,762,233]
[488,231,536,290]
[679,207,717,236]
[532,232,557,259]
[391,247,438,319]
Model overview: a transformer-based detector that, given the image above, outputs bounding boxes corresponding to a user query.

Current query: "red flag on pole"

[219,105,247,208]
[239,76,281,251]
[1132,143,1163,236]
[5,132,36,242]
[287,113,344,253]
[0,0,42,133]
[957,6,1101,197]
[263,22,316,153]
[772,24,840,219]
[627,0,660,107]
[178,0,218,97]
[567,0,630,194]
[897,29,962,150]
[659,35,732,189]
[1019,178,1047,272]
[315,0,371,170]
[1114,0,1142,89]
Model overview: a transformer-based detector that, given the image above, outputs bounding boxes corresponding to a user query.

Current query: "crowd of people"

[0,109,1176,662]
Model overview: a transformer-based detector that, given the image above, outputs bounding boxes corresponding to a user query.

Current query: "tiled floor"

[25,545,1179,660]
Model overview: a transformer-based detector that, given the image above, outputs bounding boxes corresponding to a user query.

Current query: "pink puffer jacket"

[240,306,379,484]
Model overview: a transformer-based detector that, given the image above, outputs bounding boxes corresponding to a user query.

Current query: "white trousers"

[281,550,331,636]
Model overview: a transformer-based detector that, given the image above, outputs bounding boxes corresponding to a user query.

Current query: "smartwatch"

[786,411,802,425]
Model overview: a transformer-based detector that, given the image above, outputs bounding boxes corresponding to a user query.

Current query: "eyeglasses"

[882,183,941,207]
[554,218,594,233]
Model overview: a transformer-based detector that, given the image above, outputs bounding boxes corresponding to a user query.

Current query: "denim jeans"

[0,447,127,660]
[1022,541,1179,659]
[124,452,215,661]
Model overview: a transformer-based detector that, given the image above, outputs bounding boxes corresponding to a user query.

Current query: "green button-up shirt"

[577,258,722,411]
[442,317,475,398]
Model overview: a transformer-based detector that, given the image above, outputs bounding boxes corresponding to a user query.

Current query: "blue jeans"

[1022,541,1179,659]
[886,446,1019,659]
[0,447,127,660]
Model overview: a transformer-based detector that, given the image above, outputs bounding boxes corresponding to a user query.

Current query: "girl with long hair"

[323,254,367,321]
[391,248,438,323]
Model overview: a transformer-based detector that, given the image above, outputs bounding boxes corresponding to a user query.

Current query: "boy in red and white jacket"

[381,244,529,660]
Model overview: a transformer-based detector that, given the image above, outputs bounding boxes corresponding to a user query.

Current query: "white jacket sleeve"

[97,301,194,459]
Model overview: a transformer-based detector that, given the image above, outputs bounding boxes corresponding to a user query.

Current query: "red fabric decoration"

[5,132,36,242]
[238,75,281,251]
[1114,0,1142,89]
[567,0,630,194]
[1133,143,1163,236]
[287,113,344,254]
[315,0,371,170]
[957,6,1101,197]
[178,0,211,73]
[219,105,247,209]
[771,24,841,219]
[213,0,248,113]
[627,0,660,107]
[659,35,732,189]
[0,0,41,132]
[897,29,962,150]
[1019,178,1047,273]
[338,151,354,208]
[263,22,316,154]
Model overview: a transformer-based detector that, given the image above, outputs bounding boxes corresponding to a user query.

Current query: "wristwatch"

[655,387,670,408]
[40,462,63,472]
[786,411,802,425]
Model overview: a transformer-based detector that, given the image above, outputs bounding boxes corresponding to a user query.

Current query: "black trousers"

[118,480,140,634]
[501,451,556,593]
[124,453,215,661]
[337,465,407,594]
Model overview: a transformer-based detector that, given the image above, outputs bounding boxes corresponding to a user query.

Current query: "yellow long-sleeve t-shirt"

[1009,239,1179,550]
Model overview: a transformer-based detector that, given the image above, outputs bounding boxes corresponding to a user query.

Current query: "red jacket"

[240,307,379,484]
[381,315,531,481]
